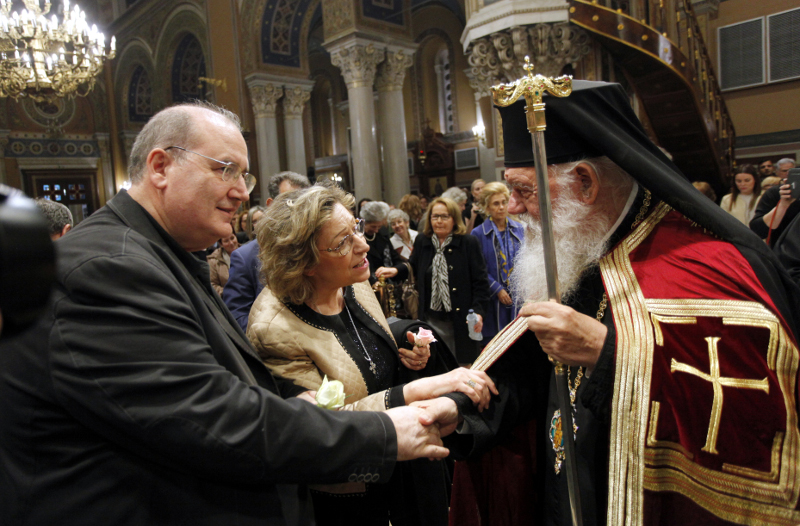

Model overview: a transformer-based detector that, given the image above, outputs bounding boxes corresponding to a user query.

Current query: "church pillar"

[0,130,9,186]
[328,38,385,200]
[375,46,415,206]
[282,82,313,175]
[247,79,283,196]
[94,132,115,203]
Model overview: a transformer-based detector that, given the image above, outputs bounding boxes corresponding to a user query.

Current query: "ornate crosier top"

[490,56,572,133]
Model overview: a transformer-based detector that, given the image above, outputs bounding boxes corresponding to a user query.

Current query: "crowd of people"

[2,82,799,526]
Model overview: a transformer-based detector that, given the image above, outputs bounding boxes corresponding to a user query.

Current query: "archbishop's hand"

[385,406,449,461]
[519,300,607,373]
[411,397,461,438]
[403,367,498,411]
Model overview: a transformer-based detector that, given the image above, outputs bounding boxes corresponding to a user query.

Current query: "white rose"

[315,375,346,410]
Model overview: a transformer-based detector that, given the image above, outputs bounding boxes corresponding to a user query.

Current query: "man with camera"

[0,101,449,526]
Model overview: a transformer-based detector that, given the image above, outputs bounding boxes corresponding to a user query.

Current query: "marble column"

[375,47,414,206]
[329,38,385,200]
[94,132,115,201]
[0,130,9,186]
[247,80,283,199]
[282,83,313,175]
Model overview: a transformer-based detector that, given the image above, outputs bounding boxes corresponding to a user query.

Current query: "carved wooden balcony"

[569,0,734,188]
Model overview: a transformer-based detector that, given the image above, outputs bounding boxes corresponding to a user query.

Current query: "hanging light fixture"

[0,0,115,103]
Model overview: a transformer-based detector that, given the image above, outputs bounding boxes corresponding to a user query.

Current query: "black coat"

[399,233,490,362]
[0,190,398,526]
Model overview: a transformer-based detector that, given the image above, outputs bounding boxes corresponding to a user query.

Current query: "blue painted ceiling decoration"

[262,0,314,68]
[362,0,404,26]
[411,0,464,24]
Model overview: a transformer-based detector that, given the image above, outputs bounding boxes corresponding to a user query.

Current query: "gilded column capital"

[249,83,284,119]
[465,38,502,99]
[375,49,414,92]
[330,42,385,89]
[282,86,312,120]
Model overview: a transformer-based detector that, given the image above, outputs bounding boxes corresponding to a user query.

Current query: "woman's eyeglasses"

[326,219,365,256]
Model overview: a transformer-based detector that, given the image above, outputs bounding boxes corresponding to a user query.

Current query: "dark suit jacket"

[0,190,398,526]
[398,234,490,362]
[223,238,264,331]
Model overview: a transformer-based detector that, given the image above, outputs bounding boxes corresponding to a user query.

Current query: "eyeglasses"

[326,218,365,257]
[430,214,452,221]
[165,146,257,194]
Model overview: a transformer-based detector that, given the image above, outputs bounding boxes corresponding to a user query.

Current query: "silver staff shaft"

[531,129,583,526]
[532,131,560,302]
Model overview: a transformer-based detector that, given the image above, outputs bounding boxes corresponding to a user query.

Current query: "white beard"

[511,196,612,304]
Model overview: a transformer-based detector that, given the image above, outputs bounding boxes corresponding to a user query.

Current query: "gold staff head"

[490,56,573,133]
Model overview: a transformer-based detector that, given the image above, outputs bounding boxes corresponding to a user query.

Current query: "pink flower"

[415,327,437,346]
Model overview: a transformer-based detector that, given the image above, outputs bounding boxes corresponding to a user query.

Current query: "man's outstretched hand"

[411,397,461,438]
[385,406,449,461]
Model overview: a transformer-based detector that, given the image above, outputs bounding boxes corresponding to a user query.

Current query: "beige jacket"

[207,247,230,296]
[247,281,400,494]
[247,280,398,413]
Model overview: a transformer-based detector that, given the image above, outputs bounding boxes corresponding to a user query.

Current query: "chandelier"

[0,0,115,103]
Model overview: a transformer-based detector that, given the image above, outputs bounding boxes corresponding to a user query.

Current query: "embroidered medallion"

[550,407,578,474]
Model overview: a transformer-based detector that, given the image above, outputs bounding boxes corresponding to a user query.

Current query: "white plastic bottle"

[466,309,483,341]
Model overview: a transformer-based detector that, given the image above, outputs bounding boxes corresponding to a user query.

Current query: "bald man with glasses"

[0,101,449,526]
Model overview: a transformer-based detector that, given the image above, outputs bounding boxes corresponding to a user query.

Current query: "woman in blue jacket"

[471,182,524,341]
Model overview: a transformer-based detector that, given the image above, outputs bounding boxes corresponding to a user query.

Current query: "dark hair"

[727,164,761,209]
[267,171,310,199]
[34,198,73,236]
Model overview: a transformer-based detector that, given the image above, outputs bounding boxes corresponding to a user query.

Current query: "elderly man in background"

[417,81,800,526]
[224,170,310,331]
[34,198,74,240]
[0,101,449,526]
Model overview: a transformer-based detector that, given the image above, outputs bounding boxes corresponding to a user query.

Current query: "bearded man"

[417,81,800,526]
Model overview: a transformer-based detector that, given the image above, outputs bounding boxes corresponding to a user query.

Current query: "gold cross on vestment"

[670,336,769,455]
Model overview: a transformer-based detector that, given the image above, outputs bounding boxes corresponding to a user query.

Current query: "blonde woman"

[247,185,496,526]
[470,182,524,341]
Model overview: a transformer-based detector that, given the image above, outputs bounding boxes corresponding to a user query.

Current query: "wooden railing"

[569,0,734,186]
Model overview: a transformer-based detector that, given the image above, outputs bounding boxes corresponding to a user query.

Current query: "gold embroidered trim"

[642,300,800,518]
[723,432,783,483]
[470,316,528,372]
[670,336,770,455]
[651,313,696,346]
[643,468,800,526]
[646,401,694,460]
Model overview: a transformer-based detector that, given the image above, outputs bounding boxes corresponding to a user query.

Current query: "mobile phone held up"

[788,168,800,200]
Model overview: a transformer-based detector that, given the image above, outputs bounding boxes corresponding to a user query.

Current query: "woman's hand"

[403,368,499,412]
[375,266,398,279]
[296,390,318,405]
[471,313,483,334]
[779,182,796,207]
[498,289,513,306]
[399,331,431,371]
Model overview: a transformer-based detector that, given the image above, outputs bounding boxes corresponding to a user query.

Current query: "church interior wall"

[707,0,800,161]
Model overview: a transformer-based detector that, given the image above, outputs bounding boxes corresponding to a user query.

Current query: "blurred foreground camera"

[0,185,56,339]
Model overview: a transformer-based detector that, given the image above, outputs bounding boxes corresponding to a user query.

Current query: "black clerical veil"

[496,80,800,332]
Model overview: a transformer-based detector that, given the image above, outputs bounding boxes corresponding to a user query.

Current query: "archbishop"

[429,81,800,526]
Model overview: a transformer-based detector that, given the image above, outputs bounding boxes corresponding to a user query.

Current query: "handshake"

[386,367,498,461]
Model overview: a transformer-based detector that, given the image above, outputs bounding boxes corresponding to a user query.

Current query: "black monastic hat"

[496,80,799,330]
